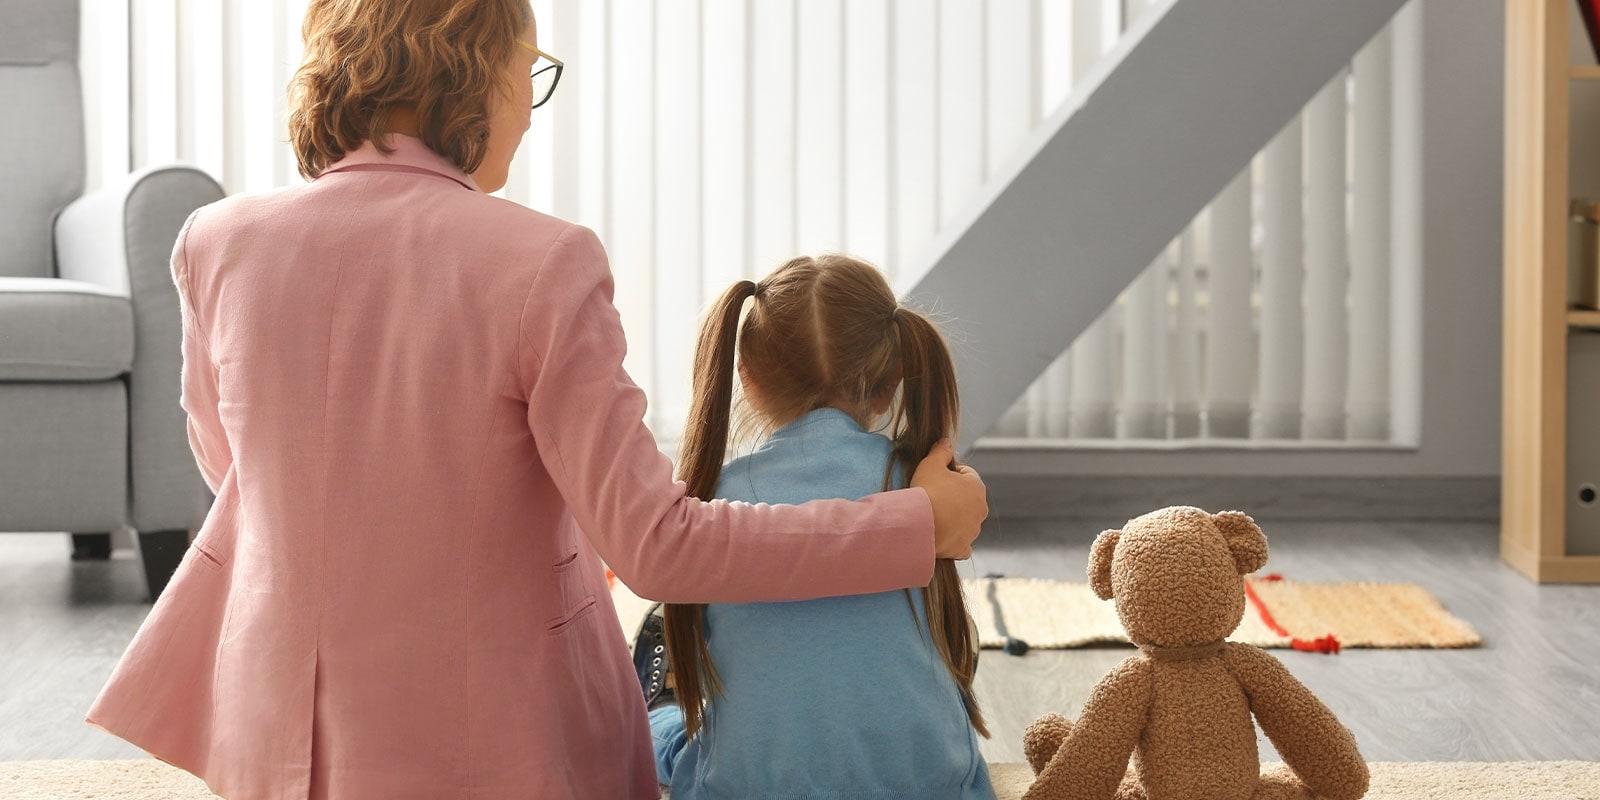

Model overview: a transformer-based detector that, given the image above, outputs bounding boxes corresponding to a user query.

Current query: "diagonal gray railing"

[895,0,1411,451]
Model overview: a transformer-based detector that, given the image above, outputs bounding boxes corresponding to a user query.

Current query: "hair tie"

[751,281,767,299]
[889,306,902,325]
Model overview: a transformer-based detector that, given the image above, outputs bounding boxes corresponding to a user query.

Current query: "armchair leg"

[137,529,189,601]
[71,532,113,561]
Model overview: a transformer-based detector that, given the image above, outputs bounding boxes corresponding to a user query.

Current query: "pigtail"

[887,309,989,739]
[677,279,757,501]
[663,279,757,739]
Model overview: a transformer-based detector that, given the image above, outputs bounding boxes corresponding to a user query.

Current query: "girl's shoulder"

[716,417,896,505]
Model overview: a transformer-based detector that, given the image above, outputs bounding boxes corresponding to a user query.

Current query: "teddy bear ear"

[1213,511,1268,575]
[1088,529,1121,600]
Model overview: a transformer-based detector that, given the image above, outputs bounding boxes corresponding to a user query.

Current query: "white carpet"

[5,759,1597,799]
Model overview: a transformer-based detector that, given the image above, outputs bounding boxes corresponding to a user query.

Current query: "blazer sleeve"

[518,224,936,603]
[171,210,232,494]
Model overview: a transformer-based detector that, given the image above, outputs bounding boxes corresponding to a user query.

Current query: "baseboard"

[982,475,1499,521]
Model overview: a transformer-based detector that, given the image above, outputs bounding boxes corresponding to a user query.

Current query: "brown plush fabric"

[1024,507,1370,800]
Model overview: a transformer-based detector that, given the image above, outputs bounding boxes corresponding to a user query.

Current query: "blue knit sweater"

[666,408,994,799]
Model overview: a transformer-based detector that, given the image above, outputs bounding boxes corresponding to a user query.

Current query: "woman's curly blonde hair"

[288,0,532,180]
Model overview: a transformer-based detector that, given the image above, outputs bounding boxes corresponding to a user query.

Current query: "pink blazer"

[87,136,936,800]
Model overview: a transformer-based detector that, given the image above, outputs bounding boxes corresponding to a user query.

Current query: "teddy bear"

[1020,506,1369,800]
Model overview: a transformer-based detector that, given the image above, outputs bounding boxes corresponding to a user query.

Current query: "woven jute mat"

[609,576,1481,652]
[5,760,1595,799]
[964,576,1481,651]
[1242,577,1482,649]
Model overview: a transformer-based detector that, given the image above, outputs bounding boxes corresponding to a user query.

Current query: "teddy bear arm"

[1223,644,1369,800]
[1026,658,1152,800]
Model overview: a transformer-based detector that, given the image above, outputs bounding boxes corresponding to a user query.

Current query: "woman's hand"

[910,439,988,559]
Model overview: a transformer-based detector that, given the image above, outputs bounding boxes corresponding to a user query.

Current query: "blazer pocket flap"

[552,548,581,570]
[191,538,226,571]
[546,595,597,634]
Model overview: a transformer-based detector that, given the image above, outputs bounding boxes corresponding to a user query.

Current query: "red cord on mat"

[1244,577,1342,655]
[1292,635,1342,654]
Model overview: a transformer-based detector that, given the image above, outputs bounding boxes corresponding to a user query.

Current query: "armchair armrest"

[55,165,225,533]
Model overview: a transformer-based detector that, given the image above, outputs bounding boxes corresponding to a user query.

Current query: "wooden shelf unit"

[1569,309,1600,328]
[1502,0,1600,582]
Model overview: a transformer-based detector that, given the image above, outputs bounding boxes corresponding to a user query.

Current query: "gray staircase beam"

[898,0,1410,448]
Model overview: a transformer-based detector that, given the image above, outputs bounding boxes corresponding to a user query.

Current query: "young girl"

[643,254,994,798]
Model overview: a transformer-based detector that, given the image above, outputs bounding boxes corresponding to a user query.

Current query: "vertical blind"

[83,0,1416,446]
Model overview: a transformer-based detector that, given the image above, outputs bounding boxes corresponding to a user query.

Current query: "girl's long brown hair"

[664,254,987,740]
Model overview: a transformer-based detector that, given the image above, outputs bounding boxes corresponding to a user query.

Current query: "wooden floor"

[3,518,1598,764]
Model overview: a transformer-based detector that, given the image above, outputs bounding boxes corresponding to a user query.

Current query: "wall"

[83,0,1507,488]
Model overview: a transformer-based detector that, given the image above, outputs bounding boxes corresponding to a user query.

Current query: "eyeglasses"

[516,40,564,109]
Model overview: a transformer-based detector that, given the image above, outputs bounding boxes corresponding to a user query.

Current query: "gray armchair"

[0,2,223,599]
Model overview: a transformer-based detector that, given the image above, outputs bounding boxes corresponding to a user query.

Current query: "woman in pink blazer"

[87,2,987,798]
